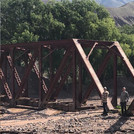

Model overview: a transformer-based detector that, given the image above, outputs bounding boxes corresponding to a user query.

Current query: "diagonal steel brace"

[28,53,48,93]
[82,51,112,104]
[73,39,114,110]
[41,47,73,105]
[15,49,39,99]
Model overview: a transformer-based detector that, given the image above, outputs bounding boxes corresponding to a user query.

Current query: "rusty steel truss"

[0,39,134,110]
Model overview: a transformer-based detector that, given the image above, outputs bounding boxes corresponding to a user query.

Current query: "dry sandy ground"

[0,99,134,134]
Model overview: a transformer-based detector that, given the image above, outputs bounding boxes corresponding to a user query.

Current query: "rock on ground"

[0,100,134,134]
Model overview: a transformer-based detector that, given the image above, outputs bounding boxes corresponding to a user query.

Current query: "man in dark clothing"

[120,87,129,116]
[102,87,109,116]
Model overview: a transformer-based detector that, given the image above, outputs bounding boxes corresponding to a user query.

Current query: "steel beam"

[52,59,73,100]
[87,42,97,59]
[28,53,48,93]
[1,39,134,110]
[112,54,117,106]
[49,48,54,82]
[82,51,112,104]
[0,68,12,99]
[0,56,2,94]
[1,39,115,50]
[78,55,82,105]
[3,55,7,95]
[41,47,73,105]
[15,49,38,99]
[127,99,134,114]
[15,49,29,61]
[10,48,15,101]
[72,49,77,109]
[114,42,134,109]
[39,45,43,105]
[1,39,74,49]
[77,39,114,48]
[23,55,29,97]
[114,42,134,78]
[73,39,114,110]
[7,55,21,87]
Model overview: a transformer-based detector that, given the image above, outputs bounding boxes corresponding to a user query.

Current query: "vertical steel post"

[3,55,7,95]
[41,48,72,105]
[112,54,117,106]
[78,55,82,106]
[49,48,54,83]
[0,55,2,94]
[4,55,7,80]
[15,49,38,99]
[39,45,42,106]
[73,39,114,110]
[81,51,112,104]
[24,54,28,97]
[10,48,15,105]
[73,48,77,110]
[52,60,72,100]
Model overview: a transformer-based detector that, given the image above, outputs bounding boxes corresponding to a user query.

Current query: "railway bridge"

[0,39,134,112]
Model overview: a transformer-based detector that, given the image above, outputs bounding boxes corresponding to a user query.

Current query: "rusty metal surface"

[87,42,97,59]
[82,51,112,104]
[114,42,134,77]
[1,39,134,110]
[112,54,117,106]
[0,68,12,99]
[41,48,73,105]
[1,39,74,49]
[10,48,15,99]
[15,49,39,99]
[1,39,114,49]
[72,49,77,109]
[78,56,82,104]
[127,99,134,114]
[28,53,48,93]
[53,59,73,100]
[73,39,114,110]
[7,55,21,86]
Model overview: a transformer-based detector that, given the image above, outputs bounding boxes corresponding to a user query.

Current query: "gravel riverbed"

[0,99,134,134]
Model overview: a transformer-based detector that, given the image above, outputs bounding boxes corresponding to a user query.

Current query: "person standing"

[120,87,129,116]
[102,87,109,116]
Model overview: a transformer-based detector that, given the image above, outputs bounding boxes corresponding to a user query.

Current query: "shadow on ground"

[104,116,129,133]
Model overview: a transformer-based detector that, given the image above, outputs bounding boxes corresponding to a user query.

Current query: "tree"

[2,0,134,80]
[1,0,120,43]
[1,0,44,44]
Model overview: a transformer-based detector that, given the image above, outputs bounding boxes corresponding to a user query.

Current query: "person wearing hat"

[102,87,109,116]
[120,87,129,116]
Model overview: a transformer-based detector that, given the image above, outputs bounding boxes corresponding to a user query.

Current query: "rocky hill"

[41,0,134,26]
[107,1,134,26]
[96,0,134,7]
[42,0,134,8]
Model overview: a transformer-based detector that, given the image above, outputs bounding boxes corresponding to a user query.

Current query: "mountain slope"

[95,0,134,7]
[42,0,134,8]
[107,1,134,26]
[41,0,134,26]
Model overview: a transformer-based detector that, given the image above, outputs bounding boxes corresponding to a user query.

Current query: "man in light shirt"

[120,87,129,116]
[102,87,109,116]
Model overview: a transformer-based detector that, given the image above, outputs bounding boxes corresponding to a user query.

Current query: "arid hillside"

[96,0,134,7]
[107,1,134,26]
